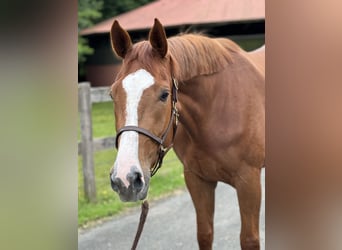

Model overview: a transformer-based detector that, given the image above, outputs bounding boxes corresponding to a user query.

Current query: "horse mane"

[125,34,242,81]
[168,34,241,81]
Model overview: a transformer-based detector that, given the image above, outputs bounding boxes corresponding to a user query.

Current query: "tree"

[101,0,154,20]
[78,0,103,78]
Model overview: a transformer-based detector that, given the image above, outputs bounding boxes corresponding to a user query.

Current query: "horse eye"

[159,90,169,102]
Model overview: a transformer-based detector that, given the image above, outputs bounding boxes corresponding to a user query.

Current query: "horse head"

[109,19,177,202]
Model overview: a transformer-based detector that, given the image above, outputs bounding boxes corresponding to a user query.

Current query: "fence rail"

[89,86,112,103]
[78,83,113,153]
[78,82,113,202]
[78,136,116,155]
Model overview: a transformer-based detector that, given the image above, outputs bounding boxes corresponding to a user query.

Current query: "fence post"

[78,82,97,203]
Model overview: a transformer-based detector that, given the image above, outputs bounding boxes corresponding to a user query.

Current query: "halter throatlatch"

[115,78,179,177]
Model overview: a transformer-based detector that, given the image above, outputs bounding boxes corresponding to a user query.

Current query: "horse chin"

[137,185,149,200]
[118,186,148,202]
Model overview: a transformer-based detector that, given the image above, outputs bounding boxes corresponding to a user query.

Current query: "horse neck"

[176,75,227,138]
[175,51,264,142]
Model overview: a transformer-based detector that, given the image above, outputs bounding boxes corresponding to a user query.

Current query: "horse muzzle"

[110,165,149,202]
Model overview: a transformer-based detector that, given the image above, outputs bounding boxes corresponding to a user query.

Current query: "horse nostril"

[127,167,144,192]
[110,175,122,192]
[134,173,144,191]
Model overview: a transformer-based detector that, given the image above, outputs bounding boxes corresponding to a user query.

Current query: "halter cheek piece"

[115,78,179,177]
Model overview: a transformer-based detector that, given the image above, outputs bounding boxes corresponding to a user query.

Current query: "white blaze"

[114,69,154,187]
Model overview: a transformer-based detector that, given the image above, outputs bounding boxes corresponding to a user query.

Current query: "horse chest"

[174,134,240,183]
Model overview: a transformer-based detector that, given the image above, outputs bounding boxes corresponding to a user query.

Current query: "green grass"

[78,102,185,227]
[78,102,116,140]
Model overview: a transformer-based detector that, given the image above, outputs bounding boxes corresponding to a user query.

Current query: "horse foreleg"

[184,170,217,250]
[235,166,261,250]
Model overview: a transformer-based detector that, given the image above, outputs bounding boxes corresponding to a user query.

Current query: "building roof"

[80,0,264,35]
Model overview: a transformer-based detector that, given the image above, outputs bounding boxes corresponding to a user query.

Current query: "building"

[80,0,265,86]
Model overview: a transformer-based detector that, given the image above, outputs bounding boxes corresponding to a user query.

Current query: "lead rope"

[131,200,149,250]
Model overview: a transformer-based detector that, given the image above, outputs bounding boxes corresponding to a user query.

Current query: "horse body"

[172,45,264,250]
[174,61,265,179]
[109,19,264,250]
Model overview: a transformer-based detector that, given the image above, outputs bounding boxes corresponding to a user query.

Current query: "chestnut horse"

[109,19,264,250]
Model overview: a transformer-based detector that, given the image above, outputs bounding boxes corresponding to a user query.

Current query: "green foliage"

[78,36,94,64]
[78,0,103,77]
[78,0,103,30]
[101,0,154,20]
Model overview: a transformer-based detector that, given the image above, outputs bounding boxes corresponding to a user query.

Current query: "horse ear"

[110,20,132,59]
[149,18,168,58]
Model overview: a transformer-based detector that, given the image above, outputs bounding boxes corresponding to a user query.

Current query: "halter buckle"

[173,107,179,126]
[172,78,178,90]
[160,145,167,153]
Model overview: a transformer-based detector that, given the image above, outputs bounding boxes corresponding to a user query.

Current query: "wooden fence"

[78,82,114,202]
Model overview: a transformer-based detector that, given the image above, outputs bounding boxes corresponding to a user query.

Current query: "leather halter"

[115,78,179,177]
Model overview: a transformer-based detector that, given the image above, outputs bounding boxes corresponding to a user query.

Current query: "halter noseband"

[115,78,179,177]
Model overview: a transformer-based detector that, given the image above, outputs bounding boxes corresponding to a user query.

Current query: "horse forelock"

[123,41,170,81]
